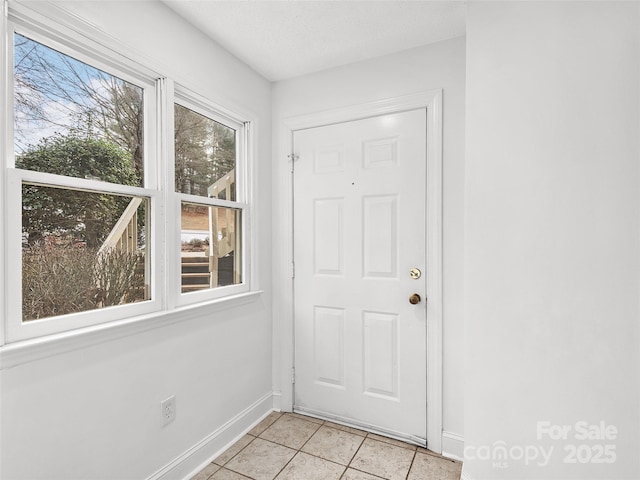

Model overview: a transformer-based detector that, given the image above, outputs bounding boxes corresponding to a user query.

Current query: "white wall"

[0,2,273,479]
[464,2,640,479]
[271,37,466,455]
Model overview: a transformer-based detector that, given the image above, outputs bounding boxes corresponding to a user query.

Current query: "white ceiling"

[163,1,467,82]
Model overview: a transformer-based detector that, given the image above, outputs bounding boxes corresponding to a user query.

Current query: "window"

[4,17,252,342]
[13,34,145,185]
[173,101,247,299]
[180,203,242,292]
[21,185,150,321]
[8,30,156,339]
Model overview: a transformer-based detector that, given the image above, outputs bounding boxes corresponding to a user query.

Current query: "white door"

[293,109,427,445]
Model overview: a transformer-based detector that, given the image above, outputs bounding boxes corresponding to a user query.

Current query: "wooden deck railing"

[98,197,142,255]
[207,169,239,288]
[101,171,239,294]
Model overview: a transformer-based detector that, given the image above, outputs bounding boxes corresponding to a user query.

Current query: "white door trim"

[274,90,443,453]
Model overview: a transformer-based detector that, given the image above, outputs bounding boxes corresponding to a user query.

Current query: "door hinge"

[291,261,295,279]
[288,153,299,173]
[291,367,296,384]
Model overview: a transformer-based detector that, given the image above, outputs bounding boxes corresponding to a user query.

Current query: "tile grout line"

[295,418,392,480]
[212,411,283,479]
[340,429,370,480]
[317,421,370,473]
[342,465,388,480]
[196,412,455,480]
[297,420,351,479]
[281,417,368,480]
[252,437,296,480]
[267,416,326,480]
[214,435,257,479]
[344,431,419,480]
[404,449,418,480]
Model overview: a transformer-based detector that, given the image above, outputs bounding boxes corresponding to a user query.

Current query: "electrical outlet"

[161,395,176,427]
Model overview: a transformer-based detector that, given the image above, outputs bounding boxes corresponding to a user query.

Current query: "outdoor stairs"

[181,257,210,292]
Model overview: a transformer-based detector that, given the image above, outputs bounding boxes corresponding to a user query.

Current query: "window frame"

[2,6,256,344]
[4,19,163,342]
[5,171,162,341]
[170,88,252,308]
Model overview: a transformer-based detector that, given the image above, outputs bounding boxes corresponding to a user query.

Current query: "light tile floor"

[192,412,462,480]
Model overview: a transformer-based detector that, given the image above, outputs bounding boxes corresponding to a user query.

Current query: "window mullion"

[1,1,8,347]
[158,77,179,310]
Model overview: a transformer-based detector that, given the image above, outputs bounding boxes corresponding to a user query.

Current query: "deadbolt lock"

[410,268,422,279]
[409,293,422,305]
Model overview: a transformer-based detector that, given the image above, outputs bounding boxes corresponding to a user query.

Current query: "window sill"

[0,290,264,370]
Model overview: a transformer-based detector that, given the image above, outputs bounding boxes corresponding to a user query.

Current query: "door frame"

[274,90,443,452]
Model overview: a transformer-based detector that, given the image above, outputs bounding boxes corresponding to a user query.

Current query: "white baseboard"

[147,391,274,480]
[442,430,464,462]
[271,388,283,411]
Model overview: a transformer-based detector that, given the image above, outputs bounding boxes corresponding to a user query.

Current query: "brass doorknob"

[409,293,421,305]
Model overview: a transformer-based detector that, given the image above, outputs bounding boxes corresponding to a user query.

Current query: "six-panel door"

[293,109,428,444]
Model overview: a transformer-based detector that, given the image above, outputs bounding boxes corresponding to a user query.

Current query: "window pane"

[174,104,236,200]
[14,34,144,186]
[181,202,241,293]
[22,183,150,321]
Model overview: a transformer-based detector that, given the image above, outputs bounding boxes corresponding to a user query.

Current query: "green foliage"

[17,134,138,184]
[174,104,236,196]
[17,134,139,248]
